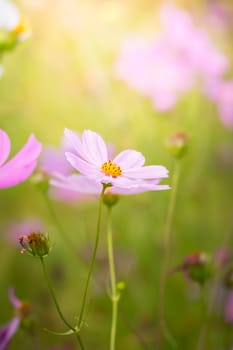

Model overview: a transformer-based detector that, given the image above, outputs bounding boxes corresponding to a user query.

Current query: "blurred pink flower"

[51,129,169,194]
[214,247,231,267]
[115,3,229,112]
[116,35,194,111]
[0,289,31,350]
[0,130,42,188]
[225,290,233,323]
[206,0,233,32]
[40,143,79,203]
[5,218,45,244]
[205,80,233,128]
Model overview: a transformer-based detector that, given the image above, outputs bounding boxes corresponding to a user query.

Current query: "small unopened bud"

[166,131,188,159]
[117,281,126,291]
[186,252,212,285]
[19,232,50,258]
[171,252,212,285]
[15,301,32,319]
[30,169,50,193]
[103,191,119,207]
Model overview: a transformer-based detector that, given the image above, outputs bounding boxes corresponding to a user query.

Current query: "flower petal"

[0,162,37,188]
[0,130,10,167]
[113,149,145,170]
[51,174,101,194]
[64,129,83,157]
[0,317,20,350]
[41,147,72,176]
[1,134,41,170]
[65,152,100,177]
[111,183,170,195]
[8,289,20,308]
[81,130,108,165]
[124,165,169,179]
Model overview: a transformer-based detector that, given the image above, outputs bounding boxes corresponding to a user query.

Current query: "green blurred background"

[0,0,233,349]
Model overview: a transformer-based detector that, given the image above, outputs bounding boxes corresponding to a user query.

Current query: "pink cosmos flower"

[0,129,42,188]
[51,129,169,194]
[40,134,117,202]
[115,35,194,111]
[0,289,31,350]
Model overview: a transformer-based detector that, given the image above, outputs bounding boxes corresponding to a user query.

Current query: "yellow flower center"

[12,16,29,35]
[101,160,122,178]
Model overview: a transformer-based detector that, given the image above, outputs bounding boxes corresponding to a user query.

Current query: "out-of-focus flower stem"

[157,161,181,349]
[76,185,106,330]
[40,257,85,350]
[107,206,119,350]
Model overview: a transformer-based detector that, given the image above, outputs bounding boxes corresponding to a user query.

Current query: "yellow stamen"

[12,16,29,35]
[101,160,122,178]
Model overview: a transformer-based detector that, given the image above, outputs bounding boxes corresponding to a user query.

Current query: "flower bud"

[185,252,212,285]
[166,131,188,159]
[19,232,50,258]
[117,281,126,291]
[103,191,119,207]
[15,301,32,319]
[171,252,212,285]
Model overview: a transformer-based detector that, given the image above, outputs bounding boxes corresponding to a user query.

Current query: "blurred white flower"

[0,0,31,41]
[0,0,20,31]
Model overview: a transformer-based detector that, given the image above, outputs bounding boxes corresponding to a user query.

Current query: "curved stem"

[40,257,84,350]
[157,161,181,349]
[76,185,106,329]
[107,206,119,350]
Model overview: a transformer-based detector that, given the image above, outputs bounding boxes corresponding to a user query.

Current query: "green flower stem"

[40,257,84,350]
[43,194,76,255]
[76,185,106,329]
[107,206,119,350]
[157,161,181,350]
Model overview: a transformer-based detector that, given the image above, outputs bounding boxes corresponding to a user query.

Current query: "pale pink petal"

[81,130,108,165]
[65,152,100,177]
[0,130,11,167]
[113,149,145,169]
[51,174,101,194]
[50,175,78,192]
[1,134,41,170]
[0,162,37,188]
[64,129,84,157]
[8,289,20,308]
[124,165,169,179]
[102,175,139,188]
[111,183,170,195]
[0,317,20,350]
[41,147,72,175]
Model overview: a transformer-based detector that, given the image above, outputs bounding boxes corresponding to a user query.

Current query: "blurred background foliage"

[0,0,233,349]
